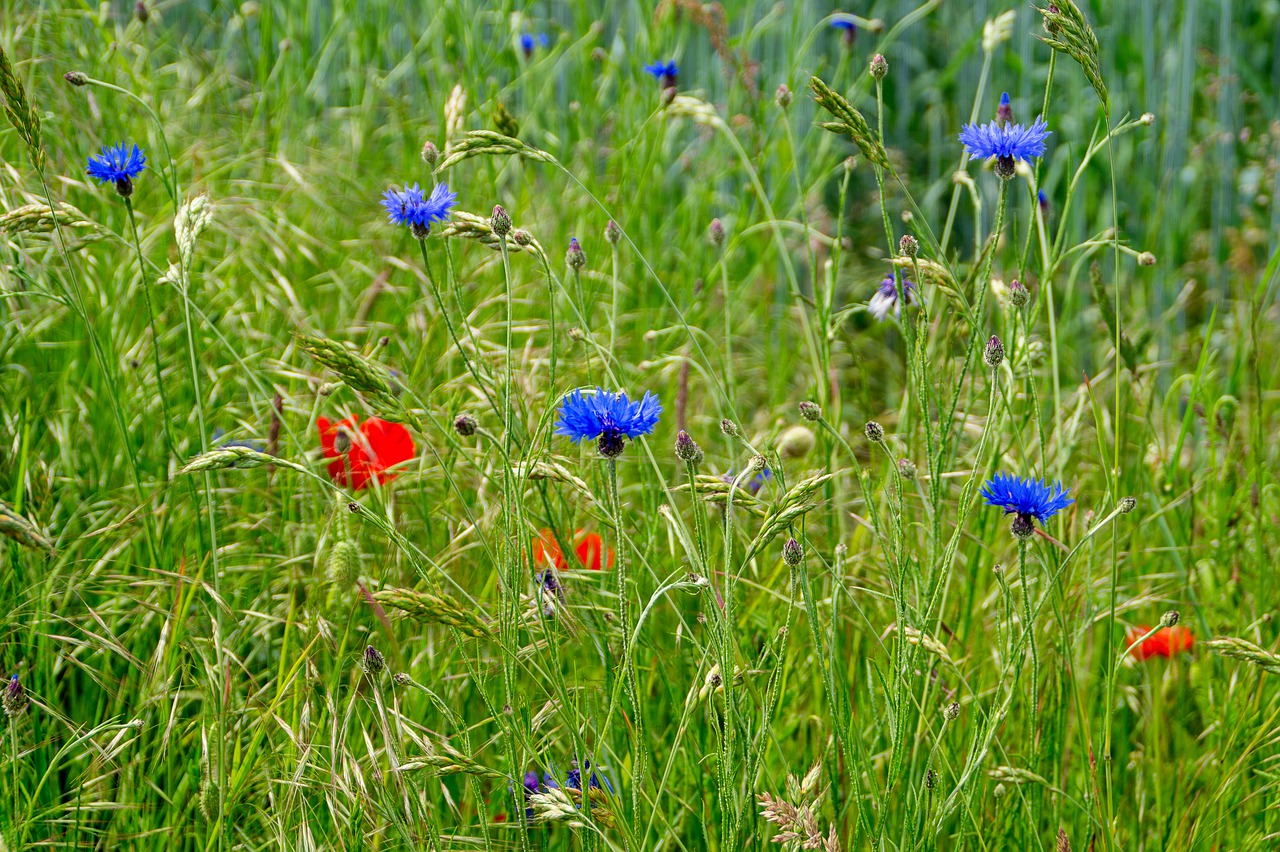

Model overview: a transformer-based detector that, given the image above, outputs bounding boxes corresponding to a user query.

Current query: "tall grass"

[2,0,1279,849]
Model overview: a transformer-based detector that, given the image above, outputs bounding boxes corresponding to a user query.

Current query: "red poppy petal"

[534,529,567,569]
[362,417,416,483]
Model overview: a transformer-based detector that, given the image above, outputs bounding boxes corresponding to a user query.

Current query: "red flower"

[532,528,614,571]
[317,416,416,490]
[1125,625,1194,660]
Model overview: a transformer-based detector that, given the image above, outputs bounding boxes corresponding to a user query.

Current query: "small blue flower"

[980,472,1073,536]
[643,60,678,86]
[381,183,457,235]
[212,427,266,453]
[87,142,147,197]
[555,388,661,457]
[519,32,550,54]
[958,116,1051,164]
[722,467,772,495]
[566,759,613,793]
[868,272,919,321]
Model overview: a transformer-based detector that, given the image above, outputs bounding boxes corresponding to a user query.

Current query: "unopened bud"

[1160,610,1180,628]
[675,430,703,465]
[1139,112,1155,126]
[898,458,917,480]
[943,702,960,721]
[135,1,149,23]
[709,218,726,247]
[490,204,512,237]
[899,234,918,258]
[720,419,738,437]
[1118,496,1137,514]
[1137,251,1156,267]
[747,453,767,473]
[864,421,884,443]
[1009,279,1030,308]
[777,425,815,460]
[454,413,478,437]
[996,92,1012,126]
[782,538,804,567]
[512,229,533,246]
[420,141,439,166]
[362,645,386,676]
[869,53,888,80]
[984,335,1005,368]
[775,84,792,108]
[566,237,586,269]
[605,220,622,244]
[799,401,821,421]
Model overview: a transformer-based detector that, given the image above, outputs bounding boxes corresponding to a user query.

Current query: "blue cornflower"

[980,472,1074,539]
[566,759,613,793]
[643,60,678,87]
[381,182,457,237]
[519,32,550,55]
[722,467,772,495]
[212,427,266,453]
[958,116,1051,177]
[555,388,661,458]
[86,142,147,198]
[830,17,858,44]
[868,272,919,321]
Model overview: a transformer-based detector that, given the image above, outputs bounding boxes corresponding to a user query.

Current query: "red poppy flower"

[317,416,416,490]
[1125,625,1194,660]
[532,528,614,571]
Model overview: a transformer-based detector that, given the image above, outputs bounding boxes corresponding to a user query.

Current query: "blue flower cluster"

[87,142,147,197]
[555,388,662,458]
[959,116,1052,165]
[868,272,919,321]
[381,182,457,236]
[981,472,1073,538]
[519,32,549,55]
[643,60,678,86]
